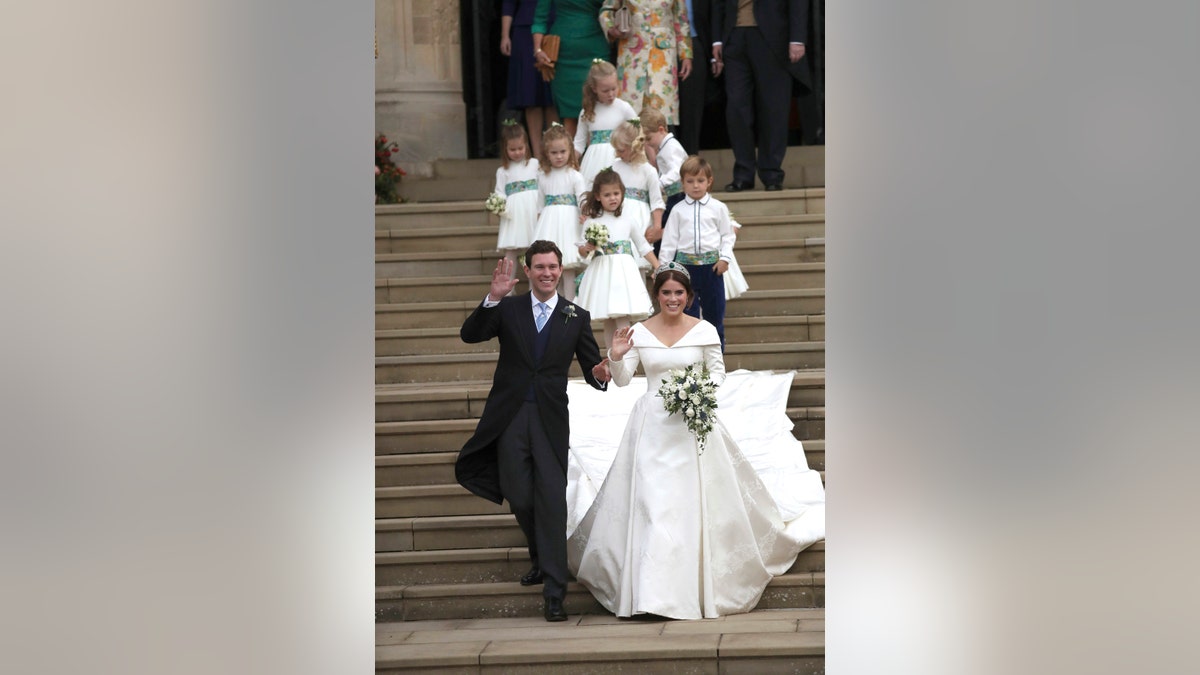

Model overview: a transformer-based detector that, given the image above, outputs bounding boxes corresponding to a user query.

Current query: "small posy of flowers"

[561,303,578,324]
[657,362,719,454]
[583,222,610,261]
[484,192,507,216]
[375,133,407,204]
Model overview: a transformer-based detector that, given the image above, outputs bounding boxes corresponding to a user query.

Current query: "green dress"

[532,0,612,119]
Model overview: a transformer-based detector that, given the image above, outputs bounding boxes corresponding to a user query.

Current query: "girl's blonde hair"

[581,168,625,218]
[580,59,618,122]
[610,120,647,165]
[498,120,530,169]
[539,123,579,173]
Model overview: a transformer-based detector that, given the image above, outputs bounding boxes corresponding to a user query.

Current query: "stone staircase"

[376,148,825,672]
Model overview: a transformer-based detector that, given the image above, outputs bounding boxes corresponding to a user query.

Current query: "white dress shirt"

[659,192,736,264]
[654,133,689,197]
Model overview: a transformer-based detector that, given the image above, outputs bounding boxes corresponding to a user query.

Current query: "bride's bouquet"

[582,222,610,262]
[484,193,507,217]
[657,362,719,454]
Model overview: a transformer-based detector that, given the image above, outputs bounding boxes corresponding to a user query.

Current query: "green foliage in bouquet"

[376,134,407,204]
[657,362,719,454]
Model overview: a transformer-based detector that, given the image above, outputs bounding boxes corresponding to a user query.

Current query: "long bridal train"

[566,364,826,620]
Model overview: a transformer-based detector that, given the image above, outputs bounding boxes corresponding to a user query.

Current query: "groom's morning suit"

[456,292,606,605]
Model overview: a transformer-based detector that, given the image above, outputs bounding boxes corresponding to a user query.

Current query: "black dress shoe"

[724,181,753,192]
[544,596,568,622]
[764,183,783,191]
[520,567,544,586]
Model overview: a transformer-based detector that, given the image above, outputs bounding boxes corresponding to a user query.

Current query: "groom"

[455,240,610,622]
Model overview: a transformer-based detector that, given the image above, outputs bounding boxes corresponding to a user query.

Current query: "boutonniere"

[562,304,578,324]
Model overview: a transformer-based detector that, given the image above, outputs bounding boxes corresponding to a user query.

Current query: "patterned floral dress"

[599,0,693,124]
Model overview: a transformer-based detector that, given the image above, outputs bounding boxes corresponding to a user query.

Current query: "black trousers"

[723,27,792,187]
[677,43,709,154]
[496,401,568,600]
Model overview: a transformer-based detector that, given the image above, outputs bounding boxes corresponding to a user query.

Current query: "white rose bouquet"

[657,362,719,454]
[582,222,610,262]
[484,193,507,216]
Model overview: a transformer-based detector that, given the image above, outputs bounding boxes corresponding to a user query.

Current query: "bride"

[568,262,825,620]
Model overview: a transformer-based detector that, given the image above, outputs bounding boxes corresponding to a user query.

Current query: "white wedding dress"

[566,321,825,620]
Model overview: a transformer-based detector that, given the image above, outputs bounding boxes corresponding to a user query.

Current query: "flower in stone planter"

[376,134,407,204]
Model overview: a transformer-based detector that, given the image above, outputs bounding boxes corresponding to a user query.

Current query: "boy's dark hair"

[523,240,563,268]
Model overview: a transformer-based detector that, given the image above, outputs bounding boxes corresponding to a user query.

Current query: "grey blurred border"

[0,2,374,674]
[829,1,1200,673]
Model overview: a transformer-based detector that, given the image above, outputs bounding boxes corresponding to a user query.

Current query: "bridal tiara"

[654,260,691,280]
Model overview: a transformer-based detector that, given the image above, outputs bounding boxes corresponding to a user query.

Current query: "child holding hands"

[575,168,659,349]
[574,59,638,185]
[533,122,588,299]
[638,105,688,254]
[492,121,541,269]
[609,120,665,272]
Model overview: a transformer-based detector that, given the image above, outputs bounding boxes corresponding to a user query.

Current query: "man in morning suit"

[712,0,812,191]
[456,240,611,622]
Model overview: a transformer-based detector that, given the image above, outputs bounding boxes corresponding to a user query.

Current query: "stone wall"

[376,0,467,177]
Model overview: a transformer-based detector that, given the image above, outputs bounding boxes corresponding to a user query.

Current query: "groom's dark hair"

[523,240,563,268]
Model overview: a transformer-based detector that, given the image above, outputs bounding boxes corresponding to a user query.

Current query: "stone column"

[376,0,466,177]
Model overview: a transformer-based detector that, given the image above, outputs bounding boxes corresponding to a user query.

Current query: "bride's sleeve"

[608,346,640,387]
[703,343,726,387]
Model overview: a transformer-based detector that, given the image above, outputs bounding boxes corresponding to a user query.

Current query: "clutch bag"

[536,35,560,82]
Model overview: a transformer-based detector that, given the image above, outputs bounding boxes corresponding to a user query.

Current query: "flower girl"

[610,120,665,272]
[575,168,659,349]
[574,59,637,185]
[533,123,588,299]
[490,121,540,269]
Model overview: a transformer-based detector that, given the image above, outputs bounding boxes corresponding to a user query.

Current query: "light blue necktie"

[535,302,549,332]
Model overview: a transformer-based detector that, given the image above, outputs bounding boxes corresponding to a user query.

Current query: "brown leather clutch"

[536,35,560,82]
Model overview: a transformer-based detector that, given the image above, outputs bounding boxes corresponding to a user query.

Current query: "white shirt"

[654,133,689,194]
[659,193,736,264]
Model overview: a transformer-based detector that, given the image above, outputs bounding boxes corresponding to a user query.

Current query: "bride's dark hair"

[652,269,694,311]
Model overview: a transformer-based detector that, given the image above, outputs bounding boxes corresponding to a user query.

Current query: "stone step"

[375,341,824,385]
[376,572,825,622]
[376,314,825,356]
[395,147,824,204]
[734,214,825,242]
[375,243,823,279]
[378,467,821,525]
[376,288,824,329]
[729,239,825,265]
[377,514,526,553]
[376,609,824,675]
[377,484,511,519]
[380,187,825,230]
[723,288,825,318]
[376,224,502,255]
[376,405,824,454]
[376,275,530,306]
[375,541,825,586]
[374,214,820,254]
[376,439,825,489]
[376,250,500,279]
[376,262,821,314]
[375,369,825,423]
